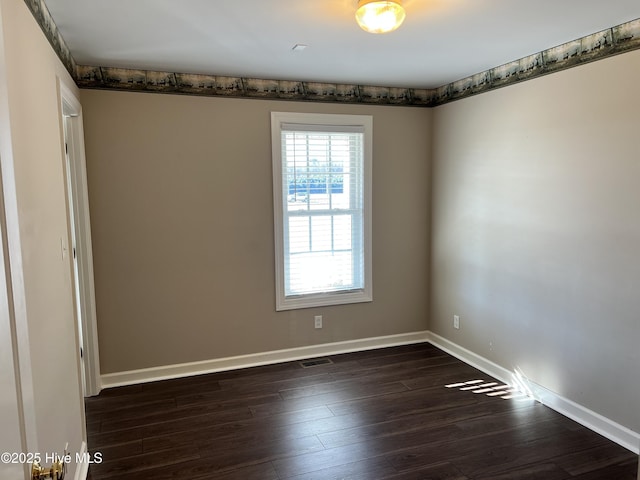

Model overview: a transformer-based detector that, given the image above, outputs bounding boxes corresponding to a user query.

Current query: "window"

[271,112,373,311]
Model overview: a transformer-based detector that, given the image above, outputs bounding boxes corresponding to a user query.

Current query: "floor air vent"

[299,358,333,368]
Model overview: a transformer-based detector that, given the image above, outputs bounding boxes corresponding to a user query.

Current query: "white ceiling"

[44,0,640,89]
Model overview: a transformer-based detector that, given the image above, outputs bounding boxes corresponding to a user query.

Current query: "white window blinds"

[272,113,372,311]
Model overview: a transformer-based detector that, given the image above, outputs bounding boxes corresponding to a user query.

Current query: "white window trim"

[271,112,373,311]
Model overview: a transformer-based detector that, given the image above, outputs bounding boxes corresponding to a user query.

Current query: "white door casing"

[0,188,31,480]
[0,3,38,477]
[60,83,101,397]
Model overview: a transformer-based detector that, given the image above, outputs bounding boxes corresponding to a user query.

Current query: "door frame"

[0,5,38,474]
[59,82,101,396]
[0,154,35,480]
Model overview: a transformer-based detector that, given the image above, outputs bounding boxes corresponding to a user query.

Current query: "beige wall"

[431,50,640,433]
[80,91,432,373]
[0,0,85,475]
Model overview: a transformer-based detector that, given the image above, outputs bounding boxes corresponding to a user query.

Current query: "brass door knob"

[31,452,66,480]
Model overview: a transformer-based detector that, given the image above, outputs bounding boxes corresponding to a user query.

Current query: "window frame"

[271,111,373,311]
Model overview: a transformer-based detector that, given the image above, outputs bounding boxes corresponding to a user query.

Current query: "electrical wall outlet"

[453,315,460,329]
[314,315,323,329]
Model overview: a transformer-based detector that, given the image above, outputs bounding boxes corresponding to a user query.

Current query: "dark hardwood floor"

[85,343,638,479]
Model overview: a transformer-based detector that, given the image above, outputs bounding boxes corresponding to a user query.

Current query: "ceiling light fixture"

[355,0,406,34]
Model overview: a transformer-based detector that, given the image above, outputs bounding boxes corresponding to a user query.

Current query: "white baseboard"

[427,331,640,454]
[74,441,88,480]
[101,331,430,389]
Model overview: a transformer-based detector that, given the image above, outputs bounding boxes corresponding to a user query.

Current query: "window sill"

[276,289,372,311]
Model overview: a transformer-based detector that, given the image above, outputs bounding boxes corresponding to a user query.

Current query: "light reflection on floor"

[445,379,531,400]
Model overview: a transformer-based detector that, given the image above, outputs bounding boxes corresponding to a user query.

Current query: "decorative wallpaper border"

[73,66,435,106]
[23,0,76,76]
[23,0,640,107]
[434,18,640,106]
